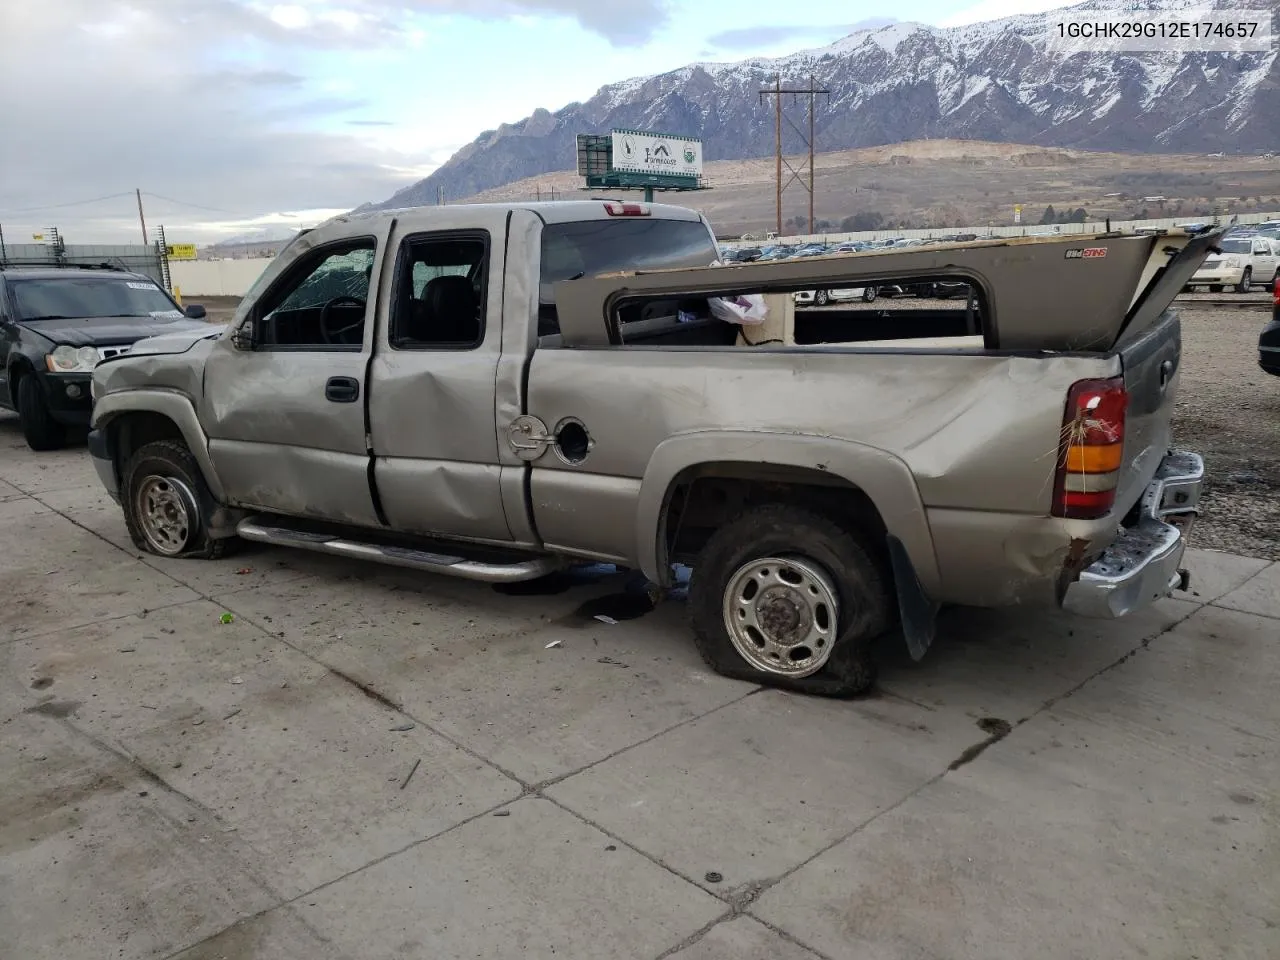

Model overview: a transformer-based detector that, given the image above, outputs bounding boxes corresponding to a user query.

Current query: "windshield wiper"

[22,314,75,321]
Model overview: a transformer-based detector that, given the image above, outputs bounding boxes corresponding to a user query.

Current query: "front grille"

[100,346,131,360]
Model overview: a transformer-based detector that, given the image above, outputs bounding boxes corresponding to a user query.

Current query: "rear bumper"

[1062,449,1203,619]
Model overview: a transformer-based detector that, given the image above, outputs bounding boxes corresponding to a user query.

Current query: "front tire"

[121,440,233,560]
[1236,268,1252,294]
[688,504,894,697]
[16,375,66,451]
[862,287,878,303]
[814,289,830,306]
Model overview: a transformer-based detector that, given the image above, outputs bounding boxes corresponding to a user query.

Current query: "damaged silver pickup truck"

[88,201,1213,697]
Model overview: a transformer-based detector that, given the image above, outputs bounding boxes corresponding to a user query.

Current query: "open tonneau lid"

[553,228,1224,352]
[1113,224,1228,350]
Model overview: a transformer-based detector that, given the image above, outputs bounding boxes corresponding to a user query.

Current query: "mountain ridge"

[371,0,1278,210]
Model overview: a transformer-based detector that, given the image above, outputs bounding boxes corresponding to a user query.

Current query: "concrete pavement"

[1,420,1277,960]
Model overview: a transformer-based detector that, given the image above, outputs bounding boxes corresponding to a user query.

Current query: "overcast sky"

[0,0,1082,244]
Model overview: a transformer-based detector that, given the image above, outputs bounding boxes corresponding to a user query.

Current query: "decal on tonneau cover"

[1065,247,1108,259]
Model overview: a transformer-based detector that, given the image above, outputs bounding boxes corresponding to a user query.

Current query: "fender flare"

[91,390,226,501]
[633,430,941,594]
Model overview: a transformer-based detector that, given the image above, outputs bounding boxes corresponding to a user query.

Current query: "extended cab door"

[365,207,515,543]
[198,224,391,526]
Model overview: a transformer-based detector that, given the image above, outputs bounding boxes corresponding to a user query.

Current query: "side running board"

[235,517,562,583]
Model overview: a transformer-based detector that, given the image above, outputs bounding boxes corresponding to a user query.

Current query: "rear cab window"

[537,217,718,337]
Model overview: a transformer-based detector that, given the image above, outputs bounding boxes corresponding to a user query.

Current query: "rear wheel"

[1236,268,1252,294]
[16,375,66,451]
[814,289,830,306]
[688,503,893,697]
[121,440,234,560]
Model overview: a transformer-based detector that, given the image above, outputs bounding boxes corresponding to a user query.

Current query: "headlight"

[1223,256,1244,269]
[46,345,101,372]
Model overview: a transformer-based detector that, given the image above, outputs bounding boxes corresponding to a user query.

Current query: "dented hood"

[553,227,1226,352]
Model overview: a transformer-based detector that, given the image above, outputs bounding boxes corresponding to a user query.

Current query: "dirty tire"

[1236,268,1252,294]
[16,375,66,451]
[121,440,235,560]
[814,289,830,306]
[862,287,878,302]
[688,503,893,697]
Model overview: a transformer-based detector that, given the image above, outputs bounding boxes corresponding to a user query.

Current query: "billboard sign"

[610,129,702,179]
[166,243,197,260]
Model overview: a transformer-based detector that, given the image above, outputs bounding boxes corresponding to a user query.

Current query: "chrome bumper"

[1062,450,1203,619]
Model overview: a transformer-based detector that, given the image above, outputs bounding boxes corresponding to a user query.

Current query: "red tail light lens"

[1052,376,1128,519]
[603,201,650,217]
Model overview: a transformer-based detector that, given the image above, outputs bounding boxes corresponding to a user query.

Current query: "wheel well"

[661,462,890,568]
[108,412,186,473]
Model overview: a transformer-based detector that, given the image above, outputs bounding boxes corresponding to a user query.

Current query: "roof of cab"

[317,199,707,231]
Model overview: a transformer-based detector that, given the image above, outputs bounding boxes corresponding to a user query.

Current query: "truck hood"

[20,315,214,347]
[120,325,227,357]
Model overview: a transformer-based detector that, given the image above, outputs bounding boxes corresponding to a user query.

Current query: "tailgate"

[1111,229,1222,512]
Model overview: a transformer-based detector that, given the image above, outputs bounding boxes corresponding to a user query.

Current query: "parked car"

[89,202,1212,697]
[1189,235,1279,293]
[1260,281,1280,376]
[0,265,209,450]
[795,286,878,305]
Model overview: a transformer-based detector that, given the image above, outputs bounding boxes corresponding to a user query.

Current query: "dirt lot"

[1175,306,1280,560]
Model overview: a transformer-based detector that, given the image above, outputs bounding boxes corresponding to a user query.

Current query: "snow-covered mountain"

[371,0,1277,209]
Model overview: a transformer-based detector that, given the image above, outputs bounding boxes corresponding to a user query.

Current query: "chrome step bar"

[235,517,562,583]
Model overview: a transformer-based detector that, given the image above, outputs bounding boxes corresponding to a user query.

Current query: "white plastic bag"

[708,293,768,326]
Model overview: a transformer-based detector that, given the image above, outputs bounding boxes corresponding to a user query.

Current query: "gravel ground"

[1173,306,1280,560]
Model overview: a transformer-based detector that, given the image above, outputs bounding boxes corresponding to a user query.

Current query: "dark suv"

[0,265,209,450]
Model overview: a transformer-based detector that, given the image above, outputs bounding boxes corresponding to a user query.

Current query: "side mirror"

[184,303,207,319]
[230,320,256,350]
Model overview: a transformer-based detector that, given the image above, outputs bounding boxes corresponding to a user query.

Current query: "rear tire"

[1236,268,1252,294]
[814,289,830,306]
[16,375,66,451]
[121,440,235,560]
[688,503,893,698]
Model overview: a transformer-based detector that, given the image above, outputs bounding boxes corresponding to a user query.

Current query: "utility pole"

[759,75,830,236]
[135,188,148,244]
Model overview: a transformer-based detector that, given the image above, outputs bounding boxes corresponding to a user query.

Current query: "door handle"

[325,376,360,403]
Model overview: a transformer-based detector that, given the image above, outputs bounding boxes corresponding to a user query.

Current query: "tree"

[1039,205,1057,225]
[839,211,884,232]
[1068,207,1088,223]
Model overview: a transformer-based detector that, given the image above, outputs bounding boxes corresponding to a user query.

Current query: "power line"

[141,191,243,215]
[0,191,133,215]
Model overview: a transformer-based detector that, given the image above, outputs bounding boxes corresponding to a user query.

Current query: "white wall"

[169,258,272,298]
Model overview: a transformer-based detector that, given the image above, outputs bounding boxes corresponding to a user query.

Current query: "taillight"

[603,201,650,216]
[1052,376,1128,519]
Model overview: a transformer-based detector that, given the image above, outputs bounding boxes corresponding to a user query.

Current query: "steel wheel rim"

[722,555,840,678]
[135,474,198,556]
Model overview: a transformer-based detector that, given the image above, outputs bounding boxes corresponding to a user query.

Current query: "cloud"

[0,1,424,243]
[705,18,898,49]
[347,119,397,126]
[395,0,672,45]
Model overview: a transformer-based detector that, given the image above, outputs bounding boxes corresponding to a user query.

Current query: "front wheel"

[814,289,830,306]
[1236,269,1252,294]
[16,375,66,451]
[862,287,878,303]
[688,503,894,697]
[121,440,234,559]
